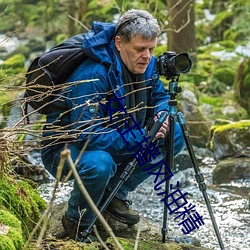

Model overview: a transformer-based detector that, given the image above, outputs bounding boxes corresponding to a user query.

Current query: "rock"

[43,202,212,250]
[209,120,250,160]
[181,89,199,105]
[179,100,211,148]
[213,157,250,184]
[174,147,213,172]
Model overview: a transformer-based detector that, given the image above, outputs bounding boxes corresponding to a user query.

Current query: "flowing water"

[38,156,250,250]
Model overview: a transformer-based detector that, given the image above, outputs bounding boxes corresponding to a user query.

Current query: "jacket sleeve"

[65,61,146,155]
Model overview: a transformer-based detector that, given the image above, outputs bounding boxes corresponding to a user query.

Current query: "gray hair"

[115,9,160,43]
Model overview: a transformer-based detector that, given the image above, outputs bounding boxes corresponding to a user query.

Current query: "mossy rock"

[0,174,47,239]
[43,202,211,250]
[0,209,24,250]
[209,120,250,160]
[28,237,211,250]
[106,237,210,250]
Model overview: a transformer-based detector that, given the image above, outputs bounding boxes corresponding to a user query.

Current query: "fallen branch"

[62,148,124,250]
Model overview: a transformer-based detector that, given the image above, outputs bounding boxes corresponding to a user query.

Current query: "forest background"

[0,0,250,124]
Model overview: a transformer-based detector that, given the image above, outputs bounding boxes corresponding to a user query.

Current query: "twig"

[61,148,124,250]
[134,220,142,250]
[93,225,109,250]
[68,14,89,31]
[22,154,65,249]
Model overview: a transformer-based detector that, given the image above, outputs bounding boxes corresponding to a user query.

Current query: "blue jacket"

[44,21,170,156]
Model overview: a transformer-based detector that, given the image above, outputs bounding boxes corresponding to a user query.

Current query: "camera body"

[156,51,192,79]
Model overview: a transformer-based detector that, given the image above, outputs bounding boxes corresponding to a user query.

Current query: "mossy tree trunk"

[234,57,250,116]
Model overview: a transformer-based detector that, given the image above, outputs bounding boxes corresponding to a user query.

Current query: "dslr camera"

[156,51,192,79]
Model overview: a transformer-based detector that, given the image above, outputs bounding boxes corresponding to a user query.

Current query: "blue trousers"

[41,123,185,226]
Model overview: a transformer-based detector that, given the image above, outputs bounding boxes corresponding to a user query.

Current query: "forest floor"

[28,202,211,250]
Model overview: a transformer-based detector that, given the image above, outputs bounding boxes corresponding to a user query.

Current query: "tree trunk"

[78,0,88,20]
[67,0,76,36]
[167,0,196,62]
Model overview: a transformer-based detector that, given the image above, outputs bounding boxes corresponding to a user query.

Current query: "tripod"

[82,76,225,249]
[162,76,225,249]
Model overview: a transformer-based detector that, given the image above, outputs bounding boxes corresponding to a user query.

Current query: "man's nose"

[142,49,151,59]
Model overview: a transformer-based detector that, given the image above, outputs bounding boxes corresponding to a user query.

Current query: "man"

[41,9,185,241]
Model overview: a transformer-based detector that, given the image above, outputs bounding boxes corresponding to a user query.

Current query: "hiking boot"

[105,196,140,225]
[61,213,97,243]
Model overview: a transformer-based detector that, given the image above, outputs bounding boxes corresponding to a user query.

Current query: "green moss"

[0,209,24,249]
[209,120,250,150]
[213,120,250,133]
[199,95,224,107]
[7,228,24,249]
[0,175,47,239]
[213,67,235,86]
[1,54,25,69]
[0,54,26,86]
[0,209,21,229]
[217,40,237,51]
[0,235,16,250]
[106,237,207,250]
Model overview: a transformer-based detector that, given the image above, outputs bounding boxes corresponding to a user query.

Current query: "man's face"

[115,35,157,74]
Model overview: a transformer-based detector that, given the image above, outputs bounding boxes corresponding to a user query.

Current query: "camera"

[156,51,192,79]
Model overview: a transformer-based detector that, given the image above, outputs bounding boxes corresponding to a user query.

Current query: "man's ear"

[115,36,122,51]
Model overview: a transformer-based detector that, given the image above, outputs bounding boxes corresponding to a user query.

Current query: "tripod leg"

[177,112,225,250]
[81,160,137,240]
[162,113,175,243]
[161,178,170,243]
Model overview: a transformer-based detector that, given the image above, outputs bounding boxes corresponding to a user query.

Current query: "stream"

[38,155,250,250]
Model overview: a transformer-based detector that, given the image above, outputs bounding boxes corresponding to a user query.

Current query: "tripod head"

[168,76,182,100]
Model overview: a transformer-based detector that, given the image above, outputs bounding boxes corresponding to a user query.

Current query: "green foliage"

[199,91,248,121]
[192,40,241,95]
[196,0,250,47]
[209,10,234,42]
[1,54,25,69]
[213,67,235,86]
[0,54,26,84]
[199,95,224,107]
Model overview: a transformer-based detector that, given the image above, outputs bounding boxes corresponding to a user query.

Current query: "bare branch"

[62,148,124,250]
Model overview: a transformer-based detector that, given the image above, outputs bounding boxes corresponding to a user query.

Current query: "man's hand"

[154,112,169,139]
